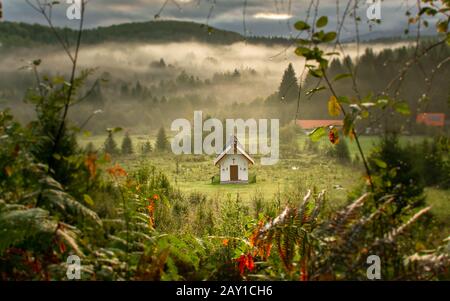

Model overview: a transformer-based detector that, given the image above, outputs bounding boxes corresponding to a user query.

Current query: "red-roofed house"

[296,120,343,130]
[416,113,445,127]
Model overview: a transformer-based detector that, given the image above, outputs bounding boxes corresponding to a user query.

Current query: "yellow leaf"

[328,96,341,117]
[83,194,94,206]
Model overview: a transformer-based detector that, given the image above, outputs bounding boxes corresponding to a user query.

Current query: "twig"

[322,70,374,191]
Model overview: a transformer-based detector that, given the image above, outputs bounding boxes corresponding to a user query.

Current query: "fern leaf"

[41,189,102,226]
[373,206,431,247]
[331,193,369,235]
[0,206,56,254]
[56,228,84,256]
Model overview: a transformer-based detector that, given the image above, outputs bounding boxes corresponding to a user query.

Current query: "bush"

[279,124,300,157]
[325,138,351,163]
[211,175,220,184]
[248,173,257,184]
[421,137,450,189]
[368,133,425,210]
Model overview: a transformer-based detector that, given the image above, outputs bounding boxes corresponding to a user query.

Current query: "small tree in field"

[121,132,134,155]
[85,142,95,154]
[104,131,119,155]
[156,127,169,152]
[142,140,153,154]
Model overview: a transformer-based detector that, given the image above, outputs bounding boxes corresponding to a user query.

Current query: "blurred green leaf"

[322,32,337,42]
[343,115,354,136]
[373,158,387,169]
[309,68,324,78]
[316,16,328,28]
[294,21,311,31]
[337,96,350,104]
[394,102,411,115]
[83,194,94,206]
[308,127,327,142]
[295,47,310,57]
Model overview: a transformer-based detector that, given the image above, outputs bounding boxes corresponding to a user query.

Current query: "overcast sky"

[2,0,434,38]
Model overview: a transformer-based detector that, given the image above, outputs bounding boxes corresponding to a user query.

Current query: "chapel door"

[230,165,238,181]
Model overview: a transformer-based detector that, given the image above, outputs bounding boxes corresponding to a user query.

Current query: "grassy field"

[114,152,360,209]
[78,133,445,213]
[79,133,428,158]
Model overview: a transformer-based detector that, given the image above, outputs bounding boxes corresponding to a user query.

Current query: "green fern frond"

[342,197,394,252]
[0,205,56,255]
[252,190,324,273]
[41,188,102,226]
[373,206,432,247]
[331,193,369,236]
[56,228,83,256]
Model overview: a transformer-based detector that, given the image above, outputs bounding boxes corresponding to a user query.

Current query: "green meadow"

[78,133,449,224]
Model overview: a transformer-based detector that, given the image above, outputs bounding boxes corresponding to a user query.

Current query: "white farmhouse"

[214,136,255,184]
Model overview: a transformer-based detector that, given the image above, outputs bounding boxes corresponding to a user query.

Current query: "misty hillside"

[0,20,294,48]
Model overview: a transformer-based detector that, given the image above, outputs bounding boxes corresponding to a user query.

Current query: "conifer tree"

[104,131,119,155]
[278,63,299,103]
[156,127,169,152]
[142,140,153,154]
[121,132,134,155]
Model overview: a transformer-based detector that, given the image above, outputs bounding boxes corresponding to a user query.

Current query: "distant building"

[416,113,445,127]
[214,136,254,184]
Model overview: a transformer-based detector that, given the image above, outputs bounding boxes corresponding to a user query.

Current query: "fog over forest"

[0,39,417,134]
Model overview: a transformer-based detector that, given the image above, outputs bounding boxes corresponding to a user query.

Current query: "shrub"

[422,137,450,189]
[368,133,425,210]
[326,138,351,163]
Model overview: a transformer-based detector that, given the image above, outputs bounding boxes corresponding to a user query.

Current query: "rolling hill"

[0,20,292,48]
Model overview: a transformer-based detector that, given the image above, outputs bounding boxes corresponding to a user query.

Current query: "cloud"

[3,0,427,39]
[253,13,293,20]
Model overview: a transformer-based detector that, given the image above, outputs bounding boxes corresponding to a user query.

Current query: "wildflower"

[107,163,127,177]
[147,201,155,227]
[153,194,159,200]
[235,253,255,275]
[84,153,97,180]
[222,239,229,246]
